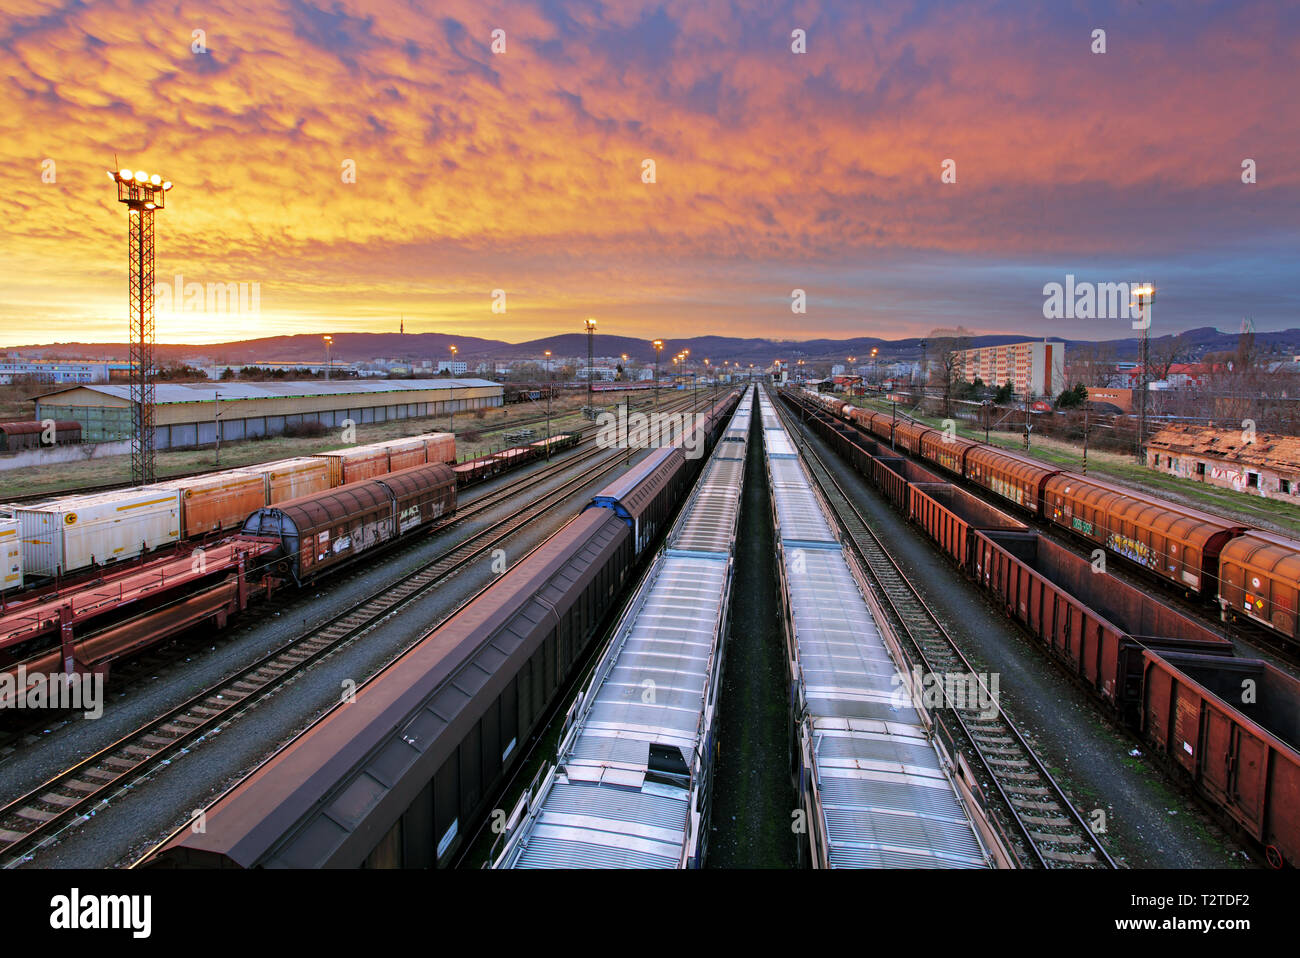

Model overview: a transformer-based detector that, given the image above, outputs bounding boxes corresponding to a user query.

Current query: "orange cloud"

[0,0,1295,346]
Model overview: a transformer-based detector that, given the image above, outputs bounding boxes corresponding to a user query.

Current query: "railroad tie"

[38,791,79,808]
[14,806,58,822]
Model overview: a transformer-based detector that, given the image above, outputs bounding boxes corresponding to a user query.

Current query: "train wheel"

[1265,845,1284,869]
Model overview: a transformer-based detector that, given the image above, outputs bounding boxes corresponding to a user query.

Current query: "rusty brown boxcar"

[919,431,976,477]
[964,446,1059,517]
[867,410,895,445]
[0,420,81,451]
[1218,531,1300,642]
[893,420,933,456]
[243,462,456,584]
[1042,473,1247,595]
[1142,651,1300,868]
[974,530,1232,718]
[143,507,635,869]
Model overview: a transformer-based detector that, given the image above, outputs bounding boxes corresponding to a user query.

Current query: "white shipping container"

[17,488,182,578]
[0,518,22,591]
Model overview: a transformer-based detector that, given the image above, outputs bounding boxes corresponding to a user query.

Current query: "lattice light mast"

[584,318,597,418]
[109,168,172,485]
[1131,283,1156,464]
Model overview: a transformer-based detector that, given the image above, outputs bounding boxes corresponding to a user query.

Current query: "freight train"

[799,389,1300,647]
[8,431,456,583]
[784,387,1300,868]
[141,391,741,868]
[492,387,755,868]
[0,432,586,686]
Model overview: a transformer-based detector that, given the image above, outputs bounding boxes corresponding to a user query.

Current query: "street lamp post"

[1082,398,1091,475]
[323,335,333,381]
[544,350,552,458]
[214,390,223,466]
[585,318,597,418]
[449,344,458,434]
[652,340,663,411]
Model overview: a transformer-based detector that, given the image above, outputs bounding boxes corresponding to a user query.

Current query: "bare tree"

[927,326,973,417]
[1147,331,1195,382]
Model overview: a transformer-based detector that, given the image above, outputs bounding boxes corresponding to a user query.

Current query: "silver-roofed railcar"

[492,387,754,869]
[758,388,991,869]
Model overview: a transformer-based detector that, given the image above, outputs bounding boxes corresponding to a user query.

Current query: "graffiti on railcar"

[1106,532,1153,568]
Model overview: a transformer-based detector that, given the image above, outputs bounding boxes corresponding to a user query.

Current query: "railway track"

[0,397,703,757]
[0,439,644,867]
[772,389,1116,870]
[0,390,664,505]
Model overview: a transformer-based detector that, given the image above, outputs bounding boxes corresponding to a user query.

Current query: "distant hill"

[8,326,1299,367]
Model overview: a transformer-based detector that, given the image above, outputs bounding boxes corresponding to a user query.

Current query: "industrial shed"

[34,379,502,449]
[1146,424,1300,500]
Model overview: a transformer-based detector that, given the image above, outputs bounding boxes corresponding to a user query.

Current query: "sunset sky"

[1,0,1296,348]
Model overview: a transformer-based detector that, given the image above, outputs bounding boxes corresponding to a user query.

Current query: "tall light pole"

[1132,284,1155,464]
[214,390,223,466]
[652,340,663,411]
[544,349,552,458]
[109,167,172,486]
[1082,397,1091,475]
[323,335,333,380]
[870,347,879,390]
[585,317,597,418]
[449,344,458,434]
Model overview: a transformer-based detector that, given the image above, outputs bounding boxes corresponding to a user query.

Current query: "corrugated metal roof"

[42,379,500,405]
[1149,423,1300,474]
[495,386,752,870]
[761,387,989,869]
[504,553,727,869]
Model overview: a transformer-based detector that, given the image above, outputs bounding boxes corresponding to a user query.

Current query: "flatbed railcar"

[759,390,991,869]
[492,387,754,868]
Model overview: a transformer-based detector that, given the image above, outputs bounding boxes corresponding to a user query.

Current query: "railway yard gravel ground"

[708,404,799,868]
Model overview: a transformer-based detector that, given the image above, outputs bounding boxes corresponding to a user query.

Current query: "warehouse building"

[33,379,502,449]
[1146,423,1300,500]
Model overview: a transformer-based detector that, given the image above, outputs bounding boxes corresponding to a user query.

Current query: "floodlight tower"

[1132,283,1156,464]
[652,340,664,410]
[584,318,597,417]
[109,167,172,486]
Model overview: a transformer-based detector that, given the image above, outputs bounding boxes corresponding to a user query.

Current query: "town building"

[1145,423,1300,500]
[0,359,132,385]
[1084,387,1134,413]
[958,340,1066,397]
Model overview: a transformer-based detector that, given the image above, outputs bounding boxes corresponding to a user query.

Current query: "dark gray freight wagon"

[144,508,633,868]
